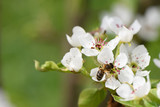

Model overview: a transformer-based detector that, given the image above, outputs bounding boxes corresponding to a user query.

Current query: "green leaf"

[78,88,106,107]
[143,98,158,107]
[151,79,160,88]
[112,95,143,107]
[148,88,160,105]
[34,60,71,73]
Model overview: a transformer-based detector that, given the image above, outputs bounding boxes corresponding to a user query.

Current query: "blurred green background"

[1,0,160,107]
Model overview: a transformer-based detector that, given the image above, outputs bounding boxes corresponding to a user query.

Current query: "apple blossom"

[79,34,119,56]
[120,44,151,70]
[66,26,86,47]
[61,48,83,72]
[116,75,151,101]
[108,17,141,42]
[100,3,134,33]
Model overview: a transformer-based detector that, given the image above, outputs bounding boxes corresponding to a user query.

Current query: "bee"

[96,63,114,81]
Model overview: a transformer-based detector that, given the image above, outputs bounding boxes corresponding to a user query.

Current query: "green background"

[1,0,160,107]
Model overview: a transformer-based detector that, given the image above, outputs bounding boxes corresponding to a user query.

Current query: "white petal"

[136,70,150,77]
[120,44,129,58]
[66,34,75,46]
[105,76,121,90]
[133,76,146,90]
[124,41,138,56]
[132,45,148,56]
[97,47,114,64]
[118,66,134,84]
[129,20,141,35]
[118,26,133,43]
[135,75,151,97]
[70,48,82,57]
[70,56,83,72]
[81,48,99,56]
[90,67,105,82]
[116,84,134,99]
[153,59,160,68]
[120,43,132,62]
[108,17,124,34]
[131,45,150,69]
[61,48,83,72]
[72,26,85,34]
[157,82,160,99]
[100,16,111,32]
[114,53,128,68]
[138,54,150,69]
[105,37,120,50]
[61,52,73,71]
[68,26,86,47]
[79,33,95,48]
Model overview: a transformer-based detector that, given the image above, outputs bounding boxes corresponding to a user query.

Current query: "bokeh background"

[1,0,160,107]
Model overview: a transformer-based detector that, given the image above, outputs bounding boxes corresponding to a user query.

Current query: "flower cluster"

[61,16,152,101]
[101,4,160,41]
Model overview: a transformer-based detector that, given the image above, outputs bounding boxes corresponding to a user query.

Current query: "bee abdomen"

[96,69,104,81]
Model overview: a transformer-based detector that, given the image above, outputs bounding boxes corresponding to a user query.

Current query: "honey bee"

[96,63,114,81]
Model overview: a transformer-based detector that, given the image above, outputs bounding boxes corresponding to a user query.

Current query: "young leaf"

[78,88,106,107]
[148,88,160,105]
[143,98,159,107]
[112,95,142,107]
[34,60,71,73]
[151,79,160,88]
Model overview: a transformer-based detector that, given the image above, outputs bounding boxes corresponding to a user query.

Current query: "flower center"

[130,62,139,73]
[93,38,107,50]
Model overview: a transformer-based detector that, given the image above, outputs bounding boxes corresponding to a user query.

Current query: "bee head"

[104,63,114,71]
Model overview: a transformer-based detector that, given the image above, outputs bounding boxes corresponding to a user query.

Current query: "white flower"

[157,82,160,99]
[61,48,83,72]
[138,6,160,41]
[79,34,119,56]
[79,33,101,56]
[100,3,134,33]
[120,44,151,70]
[66,26,86,47]
[153,53,160,68]
[116,75,151,101]
[90,47,134,90]
[108,17,141,42]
